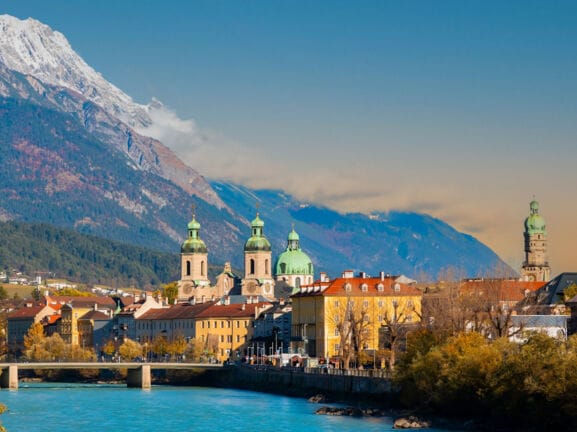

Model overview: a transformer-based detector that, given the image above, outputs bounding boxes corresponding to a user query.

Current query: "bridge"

[0,362,222,390]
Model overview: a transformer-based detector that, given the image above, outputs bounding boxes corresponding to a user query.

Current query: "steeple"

[242,211,274,299]
[521,199,550,282]
[178,205,210,301]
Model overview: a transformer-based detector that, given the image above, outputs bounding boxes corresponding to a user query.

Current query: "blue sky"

[3,1,577,273]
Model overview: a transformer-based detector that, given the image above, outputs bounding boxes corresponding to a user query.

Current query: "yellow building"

[291,271,422,361]
[194,301,272,362]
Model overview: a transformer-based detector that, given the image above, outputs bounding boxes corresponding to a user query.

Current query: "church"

[177,210,314,303]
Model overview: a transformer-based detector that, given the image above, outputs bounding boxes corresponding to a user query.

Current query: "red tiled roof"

[293,277,421,298]
[460,279,545,302]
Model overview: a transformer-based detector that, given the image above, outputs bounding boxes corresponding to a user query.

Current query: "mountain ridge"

[0,14,512,280]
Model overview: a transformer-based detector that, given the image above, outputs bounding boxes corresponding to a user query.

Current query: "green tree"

[0,285,7,301]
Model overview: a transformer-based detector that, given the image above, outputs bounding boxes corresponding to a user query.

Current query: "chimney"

[342,270,354,279]
[380,271,385,281]
[242,303,246,311]
[359,271,366,279]
[320,272,329,283]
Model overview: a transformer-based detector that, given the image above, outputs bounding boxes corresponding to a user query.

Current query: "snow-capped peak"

[0,14,150,127]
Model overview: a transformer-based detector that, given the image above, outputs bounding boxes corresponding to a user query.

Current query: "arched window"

[265,259,269,275]
[201,260,205,276]
[250,259,255,275]
[361,283,368,292]
[186,261,191,276]
[377,283,384,292]
[295,277,301,289]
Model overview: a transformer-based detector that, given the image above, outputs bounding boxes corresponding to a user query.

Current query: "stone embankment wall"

[173,366,396,405]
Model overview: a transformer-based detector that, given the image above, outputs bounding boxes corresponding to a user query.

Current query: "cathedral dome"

[244,213,271,252]
[275,249,314,276]
[181,214,207,253]
[524,200,546,235]
[275,228,313,276]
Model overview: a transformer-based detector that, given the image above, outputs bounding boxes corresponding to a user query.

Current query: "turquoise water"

[0,383,453,432]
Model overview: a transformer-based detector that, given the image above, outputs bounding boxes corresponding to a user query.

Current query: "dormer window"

[361,283,368,292]
[377,283,384,292]
[345,283,352,292]
[394,283,401,292]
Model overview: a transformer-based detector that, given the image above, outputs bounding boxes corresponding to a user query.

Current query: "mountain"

[0,14,511,280]
[0,220,179,287]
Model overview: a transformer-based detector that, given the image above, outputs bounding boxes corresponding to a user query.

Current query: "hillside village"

[3,199,577,369]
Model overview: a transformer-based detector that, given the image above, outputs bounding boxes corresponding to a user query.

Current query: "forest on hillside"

[0,221,181,288]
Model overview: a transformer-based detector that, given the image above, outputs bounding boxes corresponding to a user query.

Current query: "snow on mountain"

[0,14,227,210]
[0,14,150,127]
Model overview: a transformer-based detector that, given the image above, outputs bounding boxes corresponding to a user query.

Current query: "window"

[378,314,383,322]
[377,283,384,292]
[394,283,401,292]
[334,343,341,352]
[186,260,191,276]
[363,300,369,308]
[378,300,383,307]
[363,314,369,322]
[236,335,240,343]
[221,321,224,328]
[201,260,205,276]
[361,283,368,292]
[265,259,269,275]
[250,259,255,275]
[334,300,340,307]
[334,328,340,337]
[344,283,352,292]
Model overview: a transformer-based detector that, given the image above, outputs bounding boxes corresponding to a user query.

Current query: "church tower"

[178,209,210,301]
[241,213,275,299]
[521,199,551,282]
[275,227,314,290]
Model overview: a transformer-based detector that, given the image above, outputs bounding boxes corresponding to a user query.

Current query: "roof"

[511,314,568,328]
[518,273,577,307]
[292,276,421,298]
[196,302,272,319]
[460,279,544,303]
[7,304,52,320]
[46,295,116,308]
[79,310,111,321]
[138,301,216,321]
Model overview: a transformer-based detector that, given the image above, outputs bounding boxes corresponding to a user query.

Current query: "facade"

[241,214,275,299]
[194,300,272,362]
[521,200,551,282]
[177,211,211,302]
[275,228,314,290]
[291,271,422,359]
[6,302,56,352]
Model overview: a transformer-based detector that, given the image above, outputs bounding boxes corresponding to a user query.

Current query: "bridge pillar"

[126,365,151,389]
[0,365,18,390]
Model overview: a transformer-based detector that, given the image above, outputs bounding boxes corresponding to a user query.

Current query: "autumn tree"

[168,334,188,360]
[380,299,415,370]
[118,338,143,361]
[162,282,179,305]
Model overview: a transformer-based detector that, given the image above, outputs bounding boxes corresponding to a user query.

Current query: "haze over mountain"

[0,14,510,280]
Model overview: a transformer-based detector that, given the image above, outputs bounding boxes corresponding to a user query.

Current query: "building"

[275,227,314,290]
[6,301,56,353]
[194,299,272,362]
[290,270,422,360]
[241,213,275,299]
[521,199,551,282]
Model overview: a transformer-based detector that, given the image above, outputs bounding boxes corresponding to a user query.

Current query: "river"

[0,383,456,431]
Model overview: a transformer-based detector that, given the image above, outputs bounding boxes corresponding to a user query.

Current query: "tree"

[168,334,188,360]
[162,282,179,305]
[23,322,46,360]
[380,300,414,370]
[0,285,7,301]
[118,338,143,361]
[151,334,169,359]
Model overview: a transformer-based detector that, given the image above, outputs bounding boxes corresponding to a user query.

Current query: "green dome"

[181,214,207,253]
[275,227,313,276]
[525,200,546,235]
[275,249,314,276]
[287,229,300,241]
[244,213,271,251]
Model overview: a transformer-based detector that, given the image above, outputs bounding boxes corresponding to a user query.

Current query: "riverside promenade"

[0,362,222,390]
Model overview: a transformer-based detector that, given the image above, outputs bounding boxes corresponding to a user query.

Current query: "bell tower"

[521,199,551,282]
[178,207,210,301]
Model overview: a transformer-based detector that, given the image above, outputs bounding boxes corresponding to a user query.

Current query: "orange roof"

[138,301,216,321]
[460,279,545,302]
[293,276,421,298]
